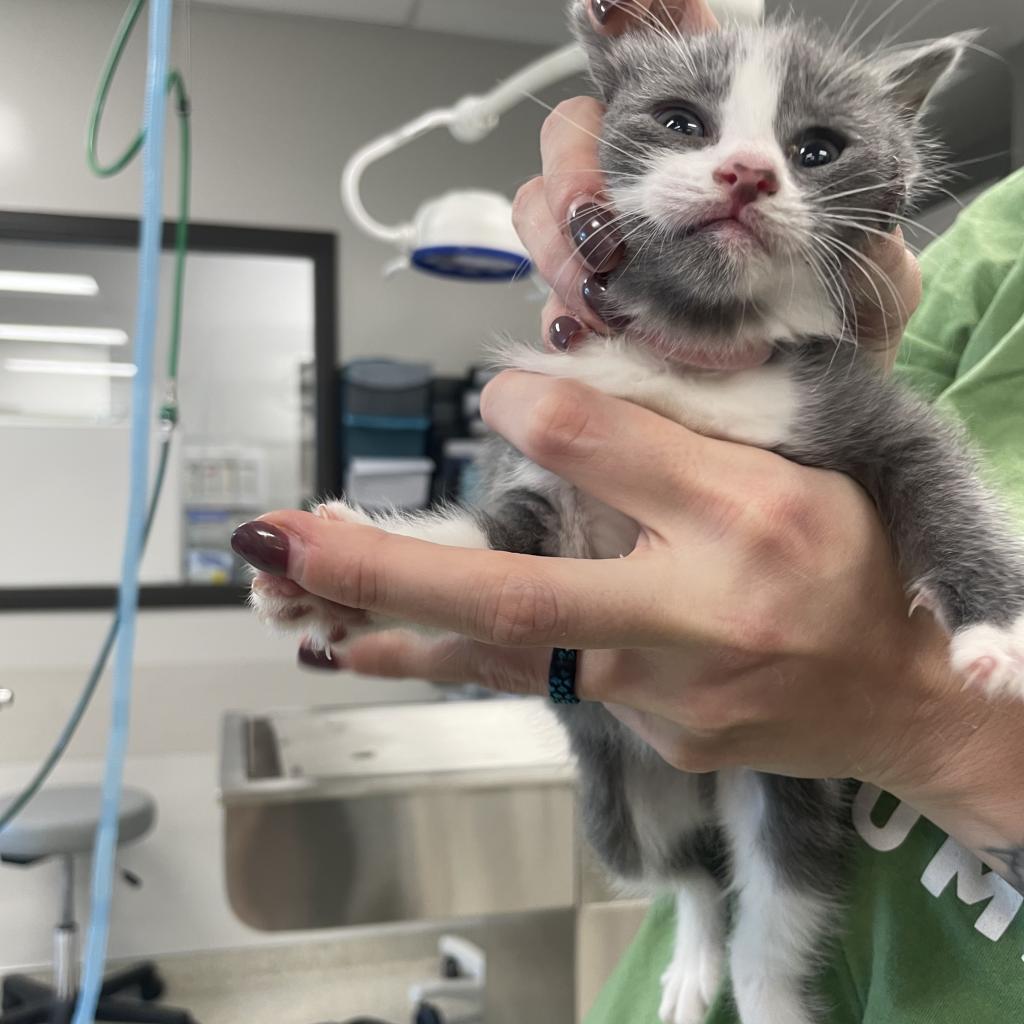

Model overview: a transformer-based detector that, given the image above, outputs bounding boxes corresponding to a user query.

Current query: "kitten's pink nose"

[713,158,780,205]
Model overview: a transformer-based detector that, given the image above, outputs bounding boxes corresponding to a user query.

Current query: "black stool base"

[1,962,195,1024]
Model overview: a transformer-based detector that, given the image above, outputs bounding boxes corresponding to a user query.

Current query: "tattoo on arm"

[983,846,1024,895]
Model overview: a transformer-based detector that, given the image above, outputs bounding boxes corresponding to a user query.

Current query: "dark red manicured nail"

[549,315,584,351]
[569,202,624,272]
[298,643,343,671]
[231,521,289,576]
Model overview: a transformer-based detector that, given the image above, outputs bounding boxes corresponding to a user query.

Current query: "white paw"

[951,614,1024,700]
[249,572,373,650]
[658,944,724,1024]
[248,501,381,650]
[315,499,375,528]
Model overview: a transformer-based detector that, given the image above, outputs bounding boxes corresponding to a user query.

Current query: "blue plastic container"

[343,413,430,458]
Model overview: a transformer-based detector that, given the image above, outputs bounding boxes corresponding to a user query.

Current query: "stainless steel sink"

[220,699,581,931]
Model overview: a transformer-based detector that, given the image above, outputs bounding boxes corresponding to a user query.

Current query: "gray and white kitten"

[252,9,1024,1024]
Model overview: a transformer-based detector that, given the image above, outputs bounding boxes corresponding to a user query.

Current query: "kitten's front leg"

[249,500,493,650]
[787,346,1024,702]
[249,486,563,651]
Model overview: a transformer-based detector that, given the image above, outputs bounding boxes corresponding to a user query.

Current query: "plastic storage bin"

[343,359,432,418]
[184,508,246,584]
[343,413,430,457]
[440,437,487,504]
[345,457,435,510]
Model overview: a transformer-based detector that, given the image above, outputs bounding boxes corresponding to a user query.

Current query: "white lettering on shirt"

[853,784,1024,948]
[921,836,1024,941]
[853,784,922,851]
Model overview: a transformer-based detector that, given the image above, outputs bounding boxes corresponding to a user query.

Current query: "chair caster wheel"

[415,1002,443,1024]
[140,976,166,1001]
[136,963,166,1001]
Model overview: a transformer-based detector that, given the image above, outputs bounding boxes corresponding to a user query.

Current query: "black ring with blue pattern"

[549,647,580,705]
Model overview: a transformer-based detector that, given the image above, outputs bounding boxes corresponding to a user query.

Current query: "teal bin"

[343,413,430,458]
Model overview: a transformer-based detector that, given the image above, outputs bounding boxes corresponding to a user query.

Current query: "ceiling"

[194,0,571,46]
[194,0,1024,51]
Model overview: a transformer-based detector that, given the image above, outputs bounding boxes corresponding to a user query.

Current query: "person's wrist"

[872,625,1024,890]
[863,613,1004,818]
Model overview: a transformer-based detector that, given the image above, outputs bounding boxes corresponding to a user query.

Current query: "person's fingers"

[589,0,719,36]
[854,227,923,367]
[233,512,673,649]
[538,96,627,273]
[538,97,607,238]
[342,631,551,697]
[536,99,634,329]
[480,371,763,525]
[537,99,633,327]
[513,176,608,334]
[523,97,627,328]
[343,635,661,712]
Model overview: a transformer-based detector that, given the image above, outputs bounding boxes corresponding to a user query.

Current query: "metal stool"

[0,785,195,1024]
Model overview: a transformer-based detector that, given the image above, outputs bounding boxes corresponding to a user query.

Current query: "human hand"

[514,1,922,366]
[247,371,961,787]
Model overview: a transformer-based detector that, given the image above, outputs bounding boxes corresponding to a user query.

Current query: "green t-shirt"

[586,168,1024,1024]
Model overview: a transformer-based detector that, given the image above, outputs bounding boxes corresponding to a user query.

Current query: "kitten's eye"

[653,106,705,137]
[791,130,846,169]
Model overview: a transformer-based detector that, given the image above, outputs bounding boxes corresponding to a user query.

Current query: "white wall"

[0,0,563,970]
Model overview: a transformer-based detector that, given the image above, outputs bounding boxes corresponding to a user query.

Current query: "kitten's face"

[575,13,966,358]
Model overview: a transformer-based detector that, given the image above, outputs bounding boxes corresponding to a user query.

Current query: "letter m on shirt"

[922,837,1024,941]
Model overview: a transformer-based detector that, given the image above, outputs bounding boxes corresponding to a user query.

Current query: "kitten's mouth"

[684,206,768,250]
[694,214,764,247]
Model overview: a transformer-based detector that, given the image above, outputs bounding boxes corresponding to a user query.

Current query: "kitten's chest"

[607,357,802,449]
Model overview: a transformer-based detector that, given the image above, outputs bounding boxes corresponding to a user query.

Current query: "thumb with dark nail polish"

[231,521,291,576]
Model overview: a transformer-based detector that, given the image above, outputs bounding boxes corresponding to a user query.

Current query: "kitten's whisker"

[617,0,673,36]
[615,218,664,277]
[819,234,906,334]
[818,233,897,309]
[813,236,887,319]
[813,182,893,203]
[615,0,700,79]
[521,91,647,165]
[548,242,592,302]
[929,185,965,207]
[807,245,860,381]
[835,0,866,48]
[803,168,880,200]
[848,0,916,51]
[805,241,857,345]
[820,209,935,246]
[944,150,1009,171]
[544,214,648,306]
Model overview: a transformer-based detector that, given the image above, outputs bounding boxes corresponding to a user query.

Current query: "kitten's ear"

[570,0,624,101]
[873,32,978,118]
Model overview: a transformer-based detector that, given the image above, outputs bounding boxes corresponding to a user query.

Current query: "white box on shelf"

[345,457,435,510]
